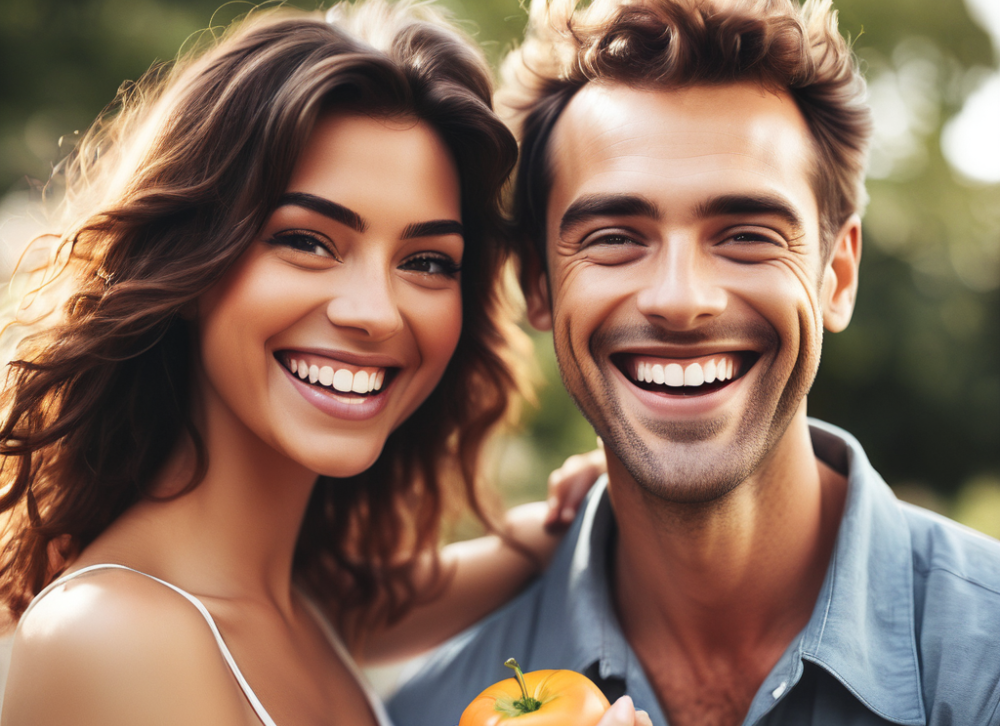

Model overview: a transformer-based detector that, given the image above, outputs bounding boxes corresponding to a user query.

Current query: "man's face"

[530,82,859,503]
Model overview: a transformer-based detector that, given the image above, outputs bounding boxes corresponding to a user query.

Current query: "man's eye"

[584,232,640,248]
[269,231,336,258]
[727,232,781,246]
[401,255,461,277]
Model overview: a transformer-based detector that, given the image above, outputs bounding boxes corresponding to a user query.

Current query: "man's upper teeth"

[635,356,737,387]
[289,358,385,393]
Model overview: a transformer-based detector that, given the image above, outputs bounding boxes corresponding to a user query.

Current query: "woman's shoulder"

[3,566,249,726]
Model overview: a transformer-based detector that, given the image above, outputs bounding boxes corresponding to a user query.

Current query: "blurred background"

[0,0,997,536]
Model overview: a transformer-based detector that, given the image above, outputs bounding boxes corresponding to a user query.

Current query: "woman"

[0,3,641,725]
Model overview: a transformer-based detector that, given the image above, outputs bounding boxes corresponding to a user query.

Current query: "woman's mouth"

[614,351,757,397]
[277,352,397,403]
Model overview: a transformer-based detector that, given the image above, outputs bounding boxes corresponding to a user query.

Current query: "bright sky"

[941,0,1000,184]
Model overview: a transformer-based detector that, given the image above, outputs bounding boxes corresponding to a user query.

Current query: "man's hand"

[599,696,653,726]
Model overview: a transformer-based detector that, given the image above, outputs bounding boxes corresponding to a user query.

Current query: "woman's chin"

[298,446,384,480]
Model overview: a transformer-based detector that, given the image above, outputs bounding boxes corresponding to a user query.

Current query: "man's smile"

[614,351,758,397]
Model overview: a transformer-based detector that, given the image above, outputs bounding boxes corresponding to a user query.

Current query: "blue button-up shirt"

[388,421,1000,726]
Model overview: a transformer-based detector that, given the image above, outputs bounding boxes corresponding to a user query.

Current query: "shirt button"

[771,681,788,699]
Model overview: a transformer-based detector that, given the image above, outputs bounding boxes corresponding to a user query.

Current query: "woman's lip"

[277,347,404,369]
[281,363,392,421]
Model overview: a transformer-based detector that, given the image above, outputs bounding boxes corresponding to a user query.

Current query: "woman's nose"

[324,265,404,341]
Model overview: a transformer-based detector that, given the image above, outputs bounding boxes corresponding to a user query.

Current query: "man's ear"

[821,214,862,333]
[523,254,553,332]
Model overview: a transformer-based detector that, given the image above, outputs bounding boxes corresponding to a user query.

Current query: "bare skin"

[526,82,862,726]
[610,419,846,726]
[1,114,612,726]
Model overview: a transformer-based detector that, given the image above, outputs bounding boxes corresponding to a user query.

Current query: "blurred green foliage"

[1,0,997,532]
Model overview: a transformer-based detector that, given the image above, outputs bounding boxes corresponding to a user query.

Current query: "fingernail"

[561,507,575,522]
[547,497,559,510]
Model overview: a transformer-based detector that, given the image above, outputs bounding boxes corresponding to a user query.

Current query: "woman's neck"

[76,388,320,615]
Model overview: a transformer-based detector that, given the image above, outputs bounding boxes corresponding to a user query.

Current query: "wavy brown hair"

[500,0,873,267]
[0,1,529,633]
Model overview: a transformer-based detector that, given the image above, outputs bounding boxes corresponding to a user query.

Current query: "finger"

[635,709,653,726]
[546,447,608,531]
[597,696,636,726]
[548,451,603,497]
[559,451,607,521]
[545,470,580,529]
[544,494,562,528]
[558,468,597,522]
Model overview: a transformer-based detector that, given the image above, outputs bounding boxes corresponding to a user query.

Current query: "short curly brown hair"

[500,0,872,264]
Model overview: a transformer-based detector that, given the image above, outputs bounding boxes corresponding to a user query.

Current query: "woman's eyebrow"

[402,220,464,239]
[277,192,368,232]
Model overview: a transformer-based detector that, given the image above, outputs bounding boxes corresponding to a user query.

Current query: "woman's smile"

[275,349,401,421]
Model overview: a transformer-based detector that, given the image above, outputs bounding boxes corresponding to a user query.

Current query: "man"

[388,0,1000,724]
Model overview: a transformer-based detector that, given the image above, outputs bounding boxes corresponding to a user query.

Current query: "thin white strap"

[296,594,394,726]
[26,564,278,726]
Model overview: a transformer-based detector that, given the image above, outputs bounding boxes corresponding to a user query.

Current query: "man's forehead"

[546,81,819,228]
[553,81,813,151]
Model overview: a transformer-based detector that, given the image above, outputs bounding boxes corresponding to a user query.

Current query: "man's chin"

[602,423,764,505]
[641,416,728,443]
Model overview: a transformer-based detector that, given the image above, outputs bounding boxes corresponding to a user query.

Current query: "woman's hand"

[599,696,653,726]
[544,440,607,531]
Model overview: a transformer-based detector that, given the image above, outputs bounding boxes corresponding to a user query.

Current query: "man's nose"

[635,240,727,330]
[325,263,404,341]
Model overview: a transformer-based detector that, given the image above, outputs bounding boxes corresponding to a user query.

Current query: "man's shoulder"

[899,503,1000,718]
[388,579,548,726]
[901,500,1000,598]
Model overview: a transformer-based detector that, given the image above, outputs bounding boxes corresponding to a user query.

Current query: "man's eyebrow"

[696,193,806,235]
[559,193,662,238]
[402,220,464,239]
[277,192,367,233]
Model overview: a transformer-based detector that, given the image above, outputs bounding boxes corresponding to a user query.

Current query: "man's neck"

[609,412,847,726]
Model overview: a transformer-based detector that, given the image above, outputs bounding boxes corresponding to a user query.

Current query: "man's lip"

[608,343,761,359]
[611,350,759,393]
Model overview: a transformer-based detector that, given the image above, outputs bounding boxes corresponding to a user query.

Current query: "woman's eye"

[269,231,337,258]
[401,255,461,277]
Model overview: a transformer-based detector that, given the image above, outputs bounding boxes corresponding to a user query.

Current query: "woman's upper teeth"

[289,358,385,393]
[632,355,738,387]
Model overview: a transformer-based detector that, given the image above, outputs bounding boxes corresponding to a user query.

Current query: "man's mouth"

[277,352,397,402]
[614,352,757,396]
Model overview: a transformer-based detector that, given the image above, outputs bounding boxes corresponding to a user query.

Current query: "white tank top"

[18,564,394,726]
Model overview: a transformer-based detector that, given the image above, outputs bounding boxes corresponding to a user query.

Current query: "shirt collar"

[798,420,925,725]
[534,421,925,726]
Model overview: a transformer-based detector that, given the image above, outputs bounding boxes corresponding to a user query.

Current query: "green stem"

[504,658,542,714]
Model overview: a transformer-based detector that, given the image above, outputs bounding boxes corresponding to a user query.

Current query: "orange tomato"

[459,660,610,726]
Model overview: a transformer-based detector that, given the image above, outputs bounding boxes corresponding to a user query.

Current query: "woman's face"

[195,113,464,477]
